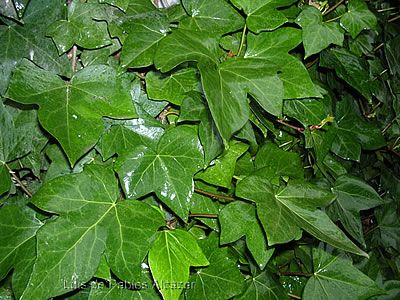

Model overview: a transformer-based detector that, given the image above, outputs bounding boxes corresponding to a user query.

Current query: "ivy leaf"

[190,193,219,230]
[340,0,377,39]
[245,27,322,99]
[284,98,328,127]
[6,59,136,165]
[373,201,400,252]
[295,6,344,58]
[186,233,244,300]
[303,248,383,299]
[115,126,204,221]
[88,283,159,299]
[47,0,113,54]
[146,68,200,105]
[236,171,367,256]
[237,271,287,300]
[154,29,220,72]
[328,175,383,245]
[148,229,209,300]
[179,92,223,165]
[22,165,164,299]
[0,165,11,195]
[99,0,131,12]
[320,48,375,101]
[196,141,248,188]
[0,0,18,20]
[231,0,297,32]
[0,0,70,95]
[0,205,43,281]
[180,0,244,33]
[220,201,273,269]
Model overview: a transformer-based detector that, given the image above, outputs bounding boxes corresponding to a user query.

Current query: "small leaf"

[237,271,287,300]
[340,0,377,39]
[148,229,209,300]
[295,6,344,58]
[115,126,204,221]
[6,60,136,165]
[303,248,383,300]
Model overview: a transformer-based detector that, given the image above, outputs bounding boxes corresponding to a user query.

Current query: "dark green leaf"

[237,271,287,300]
[340,0,377,39]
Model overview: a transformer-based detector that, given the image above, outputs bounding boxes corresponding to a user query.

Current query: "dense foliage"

[0,0,399,299]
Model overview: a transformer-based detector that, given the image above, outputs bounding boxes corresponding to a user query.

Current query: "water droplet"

[72,114,78,119]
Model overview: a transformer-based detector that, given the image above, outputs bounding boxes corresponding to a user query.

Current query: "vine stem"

[4,163,32,197]
[325,15,342,22]
[276,119,304,133]
[194,188,237,201]
[189,213,218,218]
[288,293,302,300]
[323,0,344,16]
[237,24,247,57]
[71,45,78,72]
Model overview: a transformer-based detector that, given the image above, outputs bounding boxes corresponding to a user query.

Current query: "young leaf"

[115,126,204,221]
[6,60,136,165]
[303,248,383,299]
[295,6,344,58]
[236,171,367,257]
[22,165,164,299]
[148,229,209,300]
[340,0,377,39]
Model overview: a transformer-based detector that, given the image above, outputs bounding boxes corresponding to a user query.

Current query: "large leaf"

[47,0,113,54]
[180,0,244,33]
[231,0,297,32]
[295,6,344,58]
[148,229,209,300]
[328,175,383,245]
[340,0,377,39]
[236,171,367,256]
[6,59,136,165]
[303,248,382,299]
[115,126,204,221]
[220,201,273,269]
[0,0,70,95]
[245,27,321,99]
[22,165,164,299]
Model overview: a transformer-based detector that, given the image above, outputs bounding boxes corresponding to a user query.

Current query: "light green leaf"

[47,0,113,54]
[236,171,367,256]
[146,68,200,105]
[340,0,377,39]
[148,229,209,300]
[0,0,70,95]
[231,0,297,32]
[22,165,164,299]
[0,205,42,281]
[180,0,244,33]
[154,29,220,72]
[295,6,344,58]
[196,141,248,188]
[115,126,204,221]
[328,175,383,245]
[6,60,136,165]
[220,201,273,269]
[245,27,321,99]
[303,248,382,300]
[237,271,287,300]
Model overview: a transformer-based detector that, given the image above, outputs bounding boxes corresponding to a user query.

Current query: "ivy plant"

[0,0,399,299]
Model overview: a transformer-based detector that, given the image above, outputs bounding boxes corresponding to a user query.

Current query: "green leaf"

[148,229,209,300]
[0,0,70,95]
[6,60,136,165]
[154,29,220,72]
[115,126,204,221]
[47,0,113,54]
[180,0,244,33]
[196,141,248,188]
[88,283,159,299]
[0,205,42,281]
[374,201,400,252]
[328,175,383,245]
[340,0,377,39]
[237,271,287,300]
[190,193,219,230]
[99,0,130,12]
[179,92,223,165]
[303,248,382,300]
[0,164,11,195]
[245,27,322,99]
[236,171,367,256]
[23,165,164,299]
[231,0,297,32]
[186,233,244,300]
[146,68,200,105]
[220,201,273,269]
[284,98,328,127]
[295,6,344,58]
